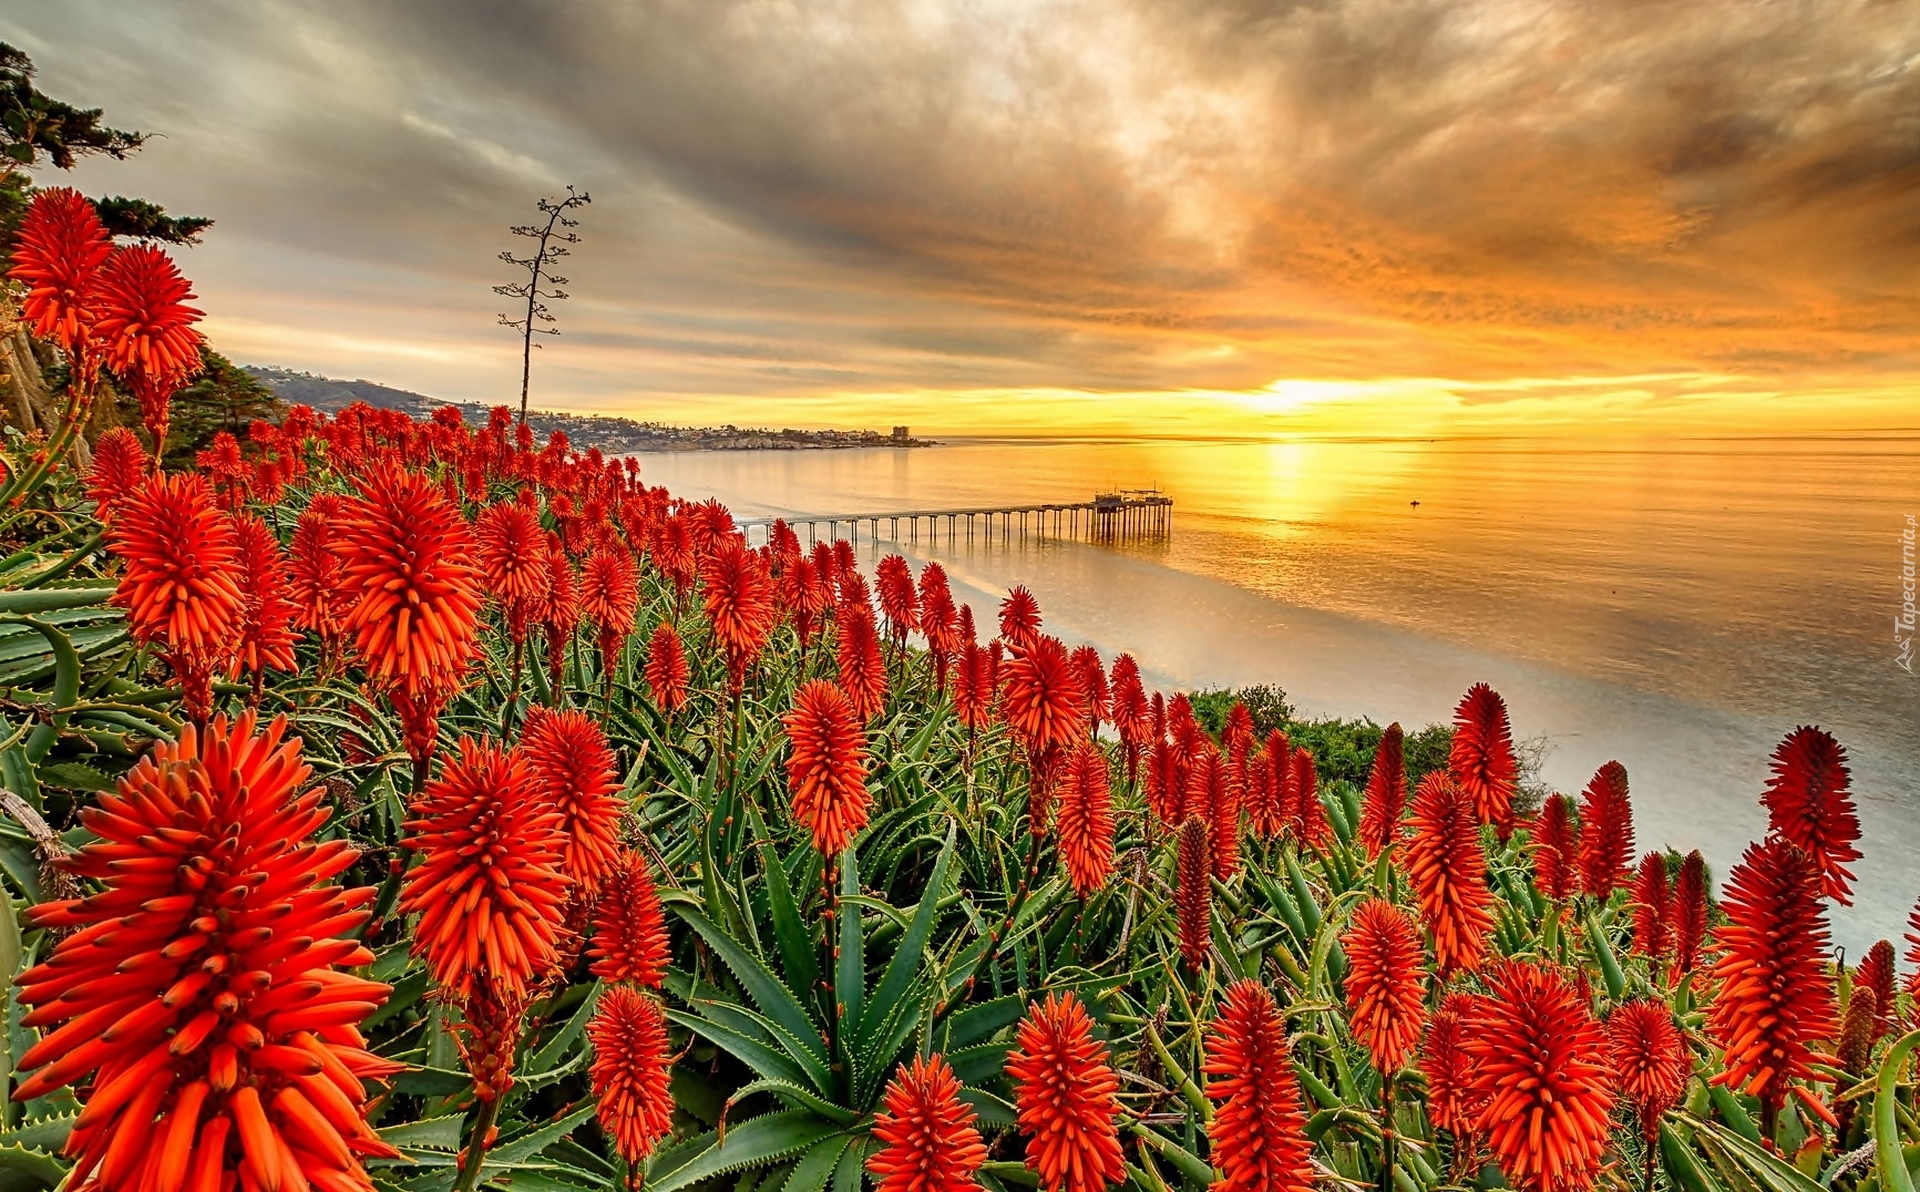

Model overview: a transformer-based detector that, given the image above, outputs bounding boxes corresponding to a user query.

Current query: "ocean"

[631,434,1920,955]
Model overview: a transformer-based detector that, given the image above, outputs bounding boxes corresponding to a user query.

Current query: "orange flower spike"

[108,472,246,721]
[1856,940,1897,1040]
[1706,838,1838,1137]
[230,512,301,683]
[1463,962,1616,1192]
[1670,849,1711,980]
[1577,761,1635,900]
[1291,747,1331,850]
[85,426,148,524]
[875,552,920,641]
[475,501,551,641]
[703,536,776,690]
[288,496,349,641]
[868,1054,988,1192]
[581,541,641,666]
[645,620,691,714]
[1073,644,1110,732]
[1607,999,1691,1158]
[1403,772,1495,975]
[1004,993,1125,1192]
[1001,635,1088,756]
[784,679,872,857]
[836,600,888,722]
[1761,726,1862,905]
[15,714,402,1192]
[336,462,483,698]
[588,986,676,1171]
[1056,741,1117,897]
[1532,794,1580,903]
[590,850,671,988]
[1630,851,1672,964]
[1357,722,1407,858]
[999,584,1043,652]
[1176,816,1212,972]
[1203,980,1317,1192]
[1340,898,1428,1075]
[520,707,626,888]
[1450,682,1519,837]
[7,186,110,351]
[93,242,205,446]
[399,736,571,1002]
[1420,992,1488,1137]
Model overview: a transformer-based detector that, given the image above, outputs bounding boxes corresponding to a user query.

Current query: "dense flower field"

[1,186,1917,1192]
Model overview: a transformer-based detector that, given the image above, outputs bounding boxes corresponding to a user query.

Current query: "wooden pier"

[738,490,1172,549]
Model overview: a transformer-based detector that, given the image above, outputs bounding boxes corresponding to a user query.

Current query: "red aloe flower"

[1607,1000,1691,1161]
[1404,772,1495,975]
[1706,837,1838,1137]
[918,563,961,686]
[1358,722,1407,858]
[1836,987,1877,1139]
[539,534,581,692]
[645,620,691,714]
[1072,645,1110,733]
[1340,898,1428,1074]
[588,985,676,1177]
[288,496,349,645]
[591,849,671,987]
[230,511,300,690]
[1056,742,1116,897]
[399,736,570,1003]
[15,714,402,1192]
[475,501,550,643]
[1761,726,1862,905]
[1630,852,1672,965]
[1576,761,1634,900]
[1184,741,1223,825]
[108,471,244,722]
[1108,654,1149,777]
[837,600,889,722]
[1450,683,1519,837]
[1001,635,1088,756]
[7,186,110,351]
[1856,940,1897,1041]
[1005,992,1125,1192]
[1144,735,1183,830]
[581,542,641,676]
[784,679,871,857]
[875,553,920,642]
[1906,898,1920,1001]
[85,425,148,523]
[1463,962,1616,1192]
[954,639,999,734]
[336,462,482,702]
[1210,748,1243,880]
[1291,747,1331,850]
[999,585,1043,652]
[1203,980,1317,1192]
[1532,794,1580,903]
[703,537,775,691]
[868,1054,988,1192]
[1246,730,1289,839]
[1670,850,1711,980]
[93,243,205,450]
[1421,992,1488,1138]
[521,707,625,888]
[1177,816,1212,972]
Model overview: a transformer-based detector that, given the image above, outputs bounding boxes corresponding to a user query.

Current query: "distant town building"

[892,426,910,442]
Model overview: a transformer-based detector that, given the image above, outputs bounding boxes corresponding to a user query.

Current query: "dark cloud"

[4,0,1917,420]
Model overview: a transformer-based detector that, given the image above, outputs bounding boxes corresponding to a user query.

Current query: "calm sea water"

[633,435,1920,954]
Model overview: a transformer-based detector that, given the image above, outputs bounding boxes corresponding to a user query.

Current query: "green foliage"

[1189,685,1452,788]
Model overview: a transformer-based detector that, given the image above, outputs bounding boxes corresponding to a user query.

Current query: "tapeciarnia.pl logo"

[1899,513,1916,675]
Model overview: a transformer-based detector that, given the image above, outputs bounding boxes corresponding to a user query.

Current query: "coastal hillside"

[245,365,933,451]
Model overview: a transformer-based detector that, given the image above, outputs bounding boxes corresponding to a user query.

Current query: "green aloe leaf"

[646,1111,844,1192]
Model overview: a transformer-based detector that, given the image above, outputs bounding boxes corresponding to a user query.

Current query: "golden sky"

[8,0,1919,435]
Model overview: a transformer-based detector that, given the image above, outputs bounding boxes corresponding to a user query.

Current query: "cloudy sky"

[7,0,1918,434]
